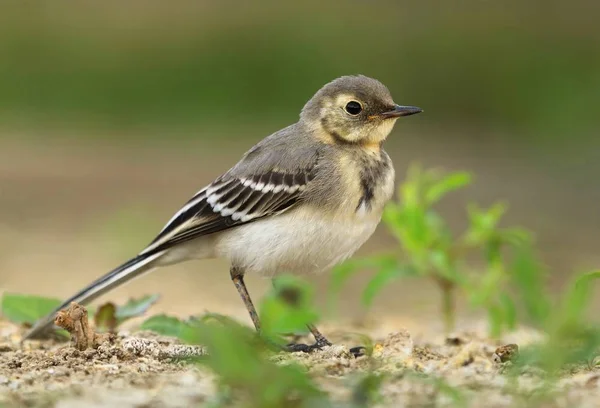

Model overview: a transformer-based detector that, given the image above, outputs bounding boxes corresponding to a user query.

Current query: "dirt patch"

[1,320,600,407]
[0,321,213,407]
[53,302,115,351]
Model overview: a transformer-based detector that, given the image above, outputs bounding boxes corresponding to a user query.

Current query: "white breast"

[212,206,382,277]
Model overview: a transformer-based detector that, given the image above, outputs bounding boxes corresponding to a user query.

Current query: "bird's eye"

[344,101,362,115]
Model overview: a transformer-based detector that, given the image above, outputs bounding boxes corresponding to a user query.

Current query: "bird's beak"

[380,105,423,118]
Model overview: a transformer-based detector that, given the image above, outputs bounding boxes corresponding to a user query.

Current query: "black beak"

[380,104,423,118]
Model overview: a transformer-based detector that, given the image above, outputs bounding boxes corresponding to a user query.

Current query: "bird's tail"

[23,250,166,340]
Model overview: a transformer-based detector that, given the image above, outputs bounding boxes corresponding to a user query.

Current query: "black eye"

[345,101,362,115]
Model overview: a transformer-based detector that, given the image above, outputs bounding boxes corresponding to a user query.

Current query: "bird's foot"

[349,346,367,358]
[285,337,332,353]
[285,340,366,358]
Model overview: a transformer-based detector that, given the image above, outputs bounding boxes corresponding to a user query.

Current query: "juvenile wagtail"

[24,75,422,349]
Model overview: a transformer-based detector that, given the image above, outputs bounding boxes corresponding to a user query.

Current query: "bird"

[23,75,422,350]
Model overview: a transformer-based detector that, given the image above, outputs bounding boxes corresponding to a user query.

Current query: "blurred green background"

[1,1,599,141]
[1,1,599,329]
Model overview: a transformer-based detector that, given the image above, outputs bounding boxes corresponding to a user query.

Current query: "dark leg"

[231,274,357,355]
[286,323,333,352]
[269,279,333,352]
[308,324,332,347]
[231,267,261,331]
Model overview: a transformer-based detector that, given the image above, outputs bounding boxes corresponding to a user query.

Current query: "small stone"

[585,374,600,389]
[373,330,413,360]
[450,344,477,368]
[493,344,519,363]
[0,343,14,352]
[445,335,465,346]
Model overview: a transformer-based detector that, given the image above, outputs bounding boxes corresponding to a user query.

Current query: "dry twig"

[54,302,114,350]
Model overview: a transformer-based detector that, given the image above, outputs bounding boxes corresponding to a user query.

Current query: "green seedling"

[495,267,600,403]
[140,314,193,338]
[141,277,330,408]
[510,266,600,374]
[349,372,385,408]
[184,316,328,408]
[260,275,320,345]
[332,164,534,336]
[1,292,159,334]
[1,293,62,325]
[94,294,160,332]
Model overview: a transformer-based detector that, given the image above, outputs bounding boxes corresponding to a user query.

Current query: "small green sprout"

[511,267,600,374]
[260,275,320,344]
[94,294,160,332]
[332,164,535,336]
[1,292,159,333]
[140,276,330,408]
[1,293,62,325]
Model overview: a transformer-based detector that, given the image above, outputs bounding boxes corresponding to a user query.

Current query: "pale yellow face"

[317,93,398,145]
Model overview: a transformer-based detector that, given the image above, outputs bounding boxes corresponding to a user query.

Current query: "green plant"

[94,294,160,332]
[1,293,63,325]
[260,275,320,344]
[1,292,159,333]
[332,164,534,336]
[141,276,330,408]
[188,315,328,408]
[510,265,600,374]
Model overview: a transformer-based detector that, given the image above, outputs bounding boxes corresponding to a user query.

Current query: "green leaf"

[260,276,318,338]
[94,302,117,332]
[329,256,400,314]
[406,372,467,408]
[400,163,423,207]
[1,293,62,325]
[425,172,472,205]
[499,227,532,247]
[562,270,600,325]
[468,262,504,306]
[510,248,550,325]
[351,373,384,407]
[431,377,467,408]
[362,265,415,307]
[428,249,456,281]
[179,315,325,406]
[115,294,160,323]
[140,314,189,338]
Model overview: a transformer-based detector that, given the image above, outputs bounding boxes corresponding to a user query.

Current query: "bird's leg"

[268,279,333,352]
[307,324,333,347]
[286,323,333,353]
[230,267,261,331]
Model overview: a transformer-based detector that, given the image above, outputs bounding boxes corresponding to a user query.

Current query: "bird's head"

[301,75,422,146]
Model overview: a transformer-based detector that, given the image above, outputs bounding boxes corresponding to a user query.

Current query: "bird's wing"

[140,165,318,256]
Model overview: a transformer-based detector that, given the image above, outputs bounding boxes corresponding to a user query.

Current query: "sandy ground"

[1,318,599,408]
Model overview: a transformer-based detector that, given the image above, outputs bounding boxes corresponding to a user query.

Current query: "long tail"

[23,250,166,340]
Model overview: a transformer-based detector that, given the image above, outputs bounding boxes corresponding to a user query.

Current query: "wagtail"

[24,75,422,350]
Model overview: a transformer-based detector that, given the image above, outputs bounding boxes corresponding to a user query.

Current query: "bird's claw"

[285,341,367,358]
[285,337,332,353]
[349,346,367,358]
